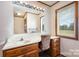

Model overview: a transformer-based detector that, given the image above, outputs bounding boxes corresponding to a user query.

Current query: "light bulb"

[34,5,36,8]
[20,1,23,4]
[17,13,21,16]
[37,7,39,9]
[43,9,45,11]
[25,2,28,5]
[40,8,42,10]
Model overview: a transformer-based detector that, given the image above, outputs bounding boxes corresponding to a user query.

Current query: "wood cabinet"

[23,50,39,57]
[3,43,39,57]
[49,37,60,56]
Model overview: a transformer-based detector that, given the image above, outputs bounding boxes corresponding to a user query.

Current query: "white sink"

[16,40,30,45]
[17,40,30,43]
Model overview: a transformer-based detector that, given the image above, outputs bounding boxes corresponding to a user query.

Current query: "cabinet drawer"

[49,38,60,56]
[50,48,60,56]
[21,44,38,53]
[52,39,60,43]
[3,43,39,57]
[3,48,21,57]
[53,43,60,47]
[53,50,60,56]
[24,50,39,57]
[53,47,60,51]
[17,55,24,57]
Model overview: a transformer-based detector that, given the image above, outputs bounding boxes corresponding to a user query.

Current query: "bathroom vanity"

[2,33,41,57]
[3,43,39,57]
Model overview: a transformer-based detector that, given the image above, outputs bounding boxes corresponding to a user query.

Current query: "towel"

[41,36,50,51]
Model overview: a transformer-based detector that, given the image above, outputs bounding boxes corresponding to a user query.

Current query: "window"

[56,2,78,40]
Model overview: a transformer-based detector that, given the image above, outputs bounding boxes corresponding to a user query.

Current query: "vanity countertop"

[50,36,59,39]
[2,33,41,50]
[41,32,50,36]
[2,39,41,50]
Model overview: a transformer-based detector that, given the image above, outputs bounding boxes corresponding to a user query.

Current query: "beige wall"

[14,17,25,34]
[0,2,13,56]
[51,1,79,56]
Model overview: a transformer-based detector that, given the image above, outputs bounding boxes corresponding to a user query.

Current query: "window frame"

[55,1,78,40]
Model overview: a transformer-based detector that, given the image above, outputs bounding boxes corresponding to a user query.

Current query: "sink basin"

[16,40,30,45]
[20,40,30,43]
[2,40,31,50]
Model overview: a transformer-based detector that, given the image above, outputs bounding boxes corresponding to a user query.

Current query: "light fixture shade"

[17,13,21,16]
[12,1,45,12]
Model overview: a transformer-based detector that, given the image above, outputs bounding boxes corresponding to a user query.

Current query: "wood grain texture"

[49,38,60,56]
[3,43,39,57]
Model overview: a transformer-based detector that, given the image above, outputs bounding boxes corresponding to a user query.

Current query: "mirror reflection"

[14,6,41,34]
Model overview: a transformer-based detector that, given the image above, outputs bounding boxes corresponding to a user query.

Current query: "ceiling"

[14,5,26,18]
[39,1,59,7]
[13,1,59,17]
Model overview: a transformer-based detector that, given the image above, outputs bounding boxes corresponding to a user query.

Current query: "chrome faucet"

[20,37,24,41]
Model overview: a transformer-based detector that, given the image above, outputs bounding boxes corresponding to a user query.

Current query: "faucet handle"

[20,38,24,41]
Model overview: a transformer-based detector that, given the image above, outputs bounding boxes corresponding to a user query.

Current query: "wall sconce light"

[12,1,45,12]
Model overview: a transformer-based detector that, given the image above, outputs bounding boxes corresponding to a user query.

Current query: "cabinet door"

[50,38,60,56]
[53,48,60,56]
[17,55,25,57]
[3,43,39,57]
[21,44,39,54]
[24,50,39,57]
[3,48,21,57]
